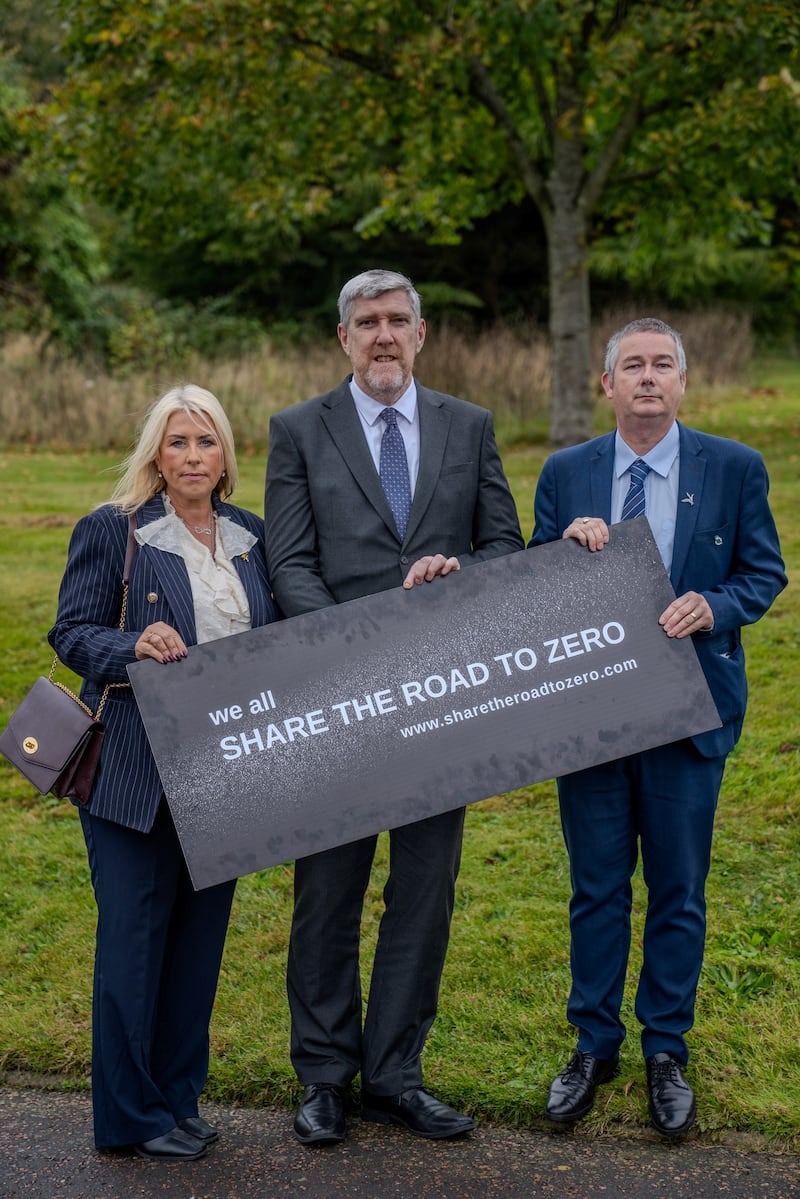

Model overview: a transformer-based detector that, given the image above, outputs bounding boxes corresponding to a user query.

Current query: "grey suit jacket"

[264,379,524,615]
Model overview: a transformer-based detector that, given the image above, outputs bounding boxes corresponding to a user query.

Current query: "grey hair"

[337,269,422,328]
[604,318,687,380]
[108,384,239,514]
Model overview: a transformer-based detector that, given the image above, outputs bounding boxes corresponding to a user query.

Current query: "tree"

[1,0,66,92]
[54,0,800,443]
[0,53,105,352]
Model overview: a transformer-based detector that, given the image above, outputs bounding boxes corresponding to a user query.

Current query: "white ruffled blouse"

[134,495,256,644]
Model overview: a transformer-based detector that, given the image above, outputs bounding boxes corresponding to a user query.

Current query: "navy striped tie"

[621,458,650,521]
[379,408,412,538]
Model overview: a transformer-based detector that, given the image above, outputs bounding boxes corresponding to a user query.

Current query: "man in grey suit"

[265,269,523,1145]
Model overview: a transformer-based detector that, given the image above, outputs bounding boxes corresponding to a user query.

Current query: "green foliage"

[101,289,267,372]
[415,281,484,321]
[0,0,66,91]
[0,54,106,353]
[46,0,800,439]
[51,1,800,261]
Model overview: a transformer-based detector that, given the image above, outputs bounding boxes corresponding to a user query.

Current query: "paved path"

[1,1085,797,1199]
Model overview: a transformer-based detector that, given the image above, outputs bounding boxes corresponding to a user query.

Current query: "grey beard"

[363,362,407,400]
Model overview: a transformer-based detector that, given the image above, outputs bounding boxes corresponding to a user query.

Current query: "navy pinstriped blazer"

[48,495,278,832]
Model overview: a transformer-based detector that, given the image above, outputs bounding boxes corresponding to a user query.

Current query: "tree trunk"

[546,202,594,447]
[545,126,594,448]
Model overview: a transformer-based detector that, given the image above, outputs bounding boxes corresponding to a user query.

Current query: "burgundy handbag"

[0,516,137,804]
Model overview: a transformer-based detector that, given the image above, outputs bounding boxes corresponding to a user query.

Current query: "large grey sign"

[128,519,721,889]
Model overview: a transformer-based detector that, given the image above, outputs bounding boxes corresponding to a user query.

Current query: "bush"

[102,291,267,373]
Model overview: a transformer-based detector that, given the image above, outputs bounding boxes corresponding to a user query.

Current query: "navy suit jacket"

[49,495,278,831]
[264,379,524,614]
[530,423,786,758]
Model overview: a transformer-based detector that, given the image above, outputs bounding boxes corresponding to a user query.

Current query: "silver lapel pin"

[681,493,694,506]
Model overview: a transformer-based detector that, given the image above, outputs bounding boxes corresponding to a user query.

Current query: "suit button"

[400,556,409,565]
[147,592,159,603]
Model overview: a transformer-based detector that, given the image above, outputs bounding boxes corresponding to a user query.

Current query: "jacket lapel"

[405,386,449,545]
[320,381,398,535]
[135,496,198,641]
[670,423,706,586]
[235,557,271,628]
[590,432,615,521]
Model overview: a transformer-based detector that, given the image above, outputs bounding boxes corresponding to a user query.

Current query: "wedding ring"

[582,518,591,524]
[690,611,697,620]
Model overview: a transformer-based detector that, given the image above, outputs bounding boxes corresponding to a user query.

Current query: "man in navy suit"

[265,269,523,1144]
[530,317,786,1136]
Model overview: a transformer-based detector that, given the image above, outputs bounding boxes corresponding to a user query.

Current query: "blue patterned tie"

[379,407,412,538]
[621,458,650,520]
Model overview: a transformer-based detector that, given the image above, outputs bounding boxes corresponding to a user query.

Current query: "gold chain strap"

[47,670,95,717]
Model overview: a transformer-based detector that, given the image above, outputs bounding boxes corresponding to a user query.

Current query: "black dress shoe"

[134,1127,208,1161]
[294,1083,346,1144]
[361,1087,475,1139]
[177,1115,219,1143]
[545,1050,620,1123]
[646,1053,696,1137]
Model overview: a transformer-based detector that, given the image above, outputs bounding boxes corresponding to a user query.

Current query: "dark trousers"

[80,801,235,1147]
[287,806,466,1094]
[557,740,726,1065]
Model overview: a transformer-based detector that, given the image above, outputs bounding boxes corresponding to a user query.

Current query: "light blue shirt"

[349,377,420,495]
[611,422,680,572]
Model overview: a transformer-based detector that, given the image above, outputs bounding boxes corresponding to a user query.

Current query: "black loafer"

[177,1115,219,1143]
[294,1083,346,1144]
[545,1050,620,1123]
[646,1053,696,1137]
[361,1087,475,1139]
[134,1127,207,1161]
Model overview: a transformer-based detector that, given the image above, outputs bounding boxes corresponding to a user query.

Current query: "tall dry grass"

[0,309,752,449]
[591,307,753,385]
[0,335,345,450]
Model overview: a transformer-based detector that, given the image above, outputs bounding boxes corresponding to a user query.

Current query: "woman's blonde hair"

[109,384,239,514]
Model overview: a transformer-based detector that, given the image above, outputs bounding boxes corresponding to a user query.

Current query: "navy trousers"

[557,739,726,1065]
[80,801,235,1147]
[288,806,465,1094]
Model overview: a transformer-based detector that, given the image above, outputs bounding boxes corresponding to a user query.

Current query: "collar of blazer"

[132,493,270,636]
[320,380,452,544]
[588,421,707,586]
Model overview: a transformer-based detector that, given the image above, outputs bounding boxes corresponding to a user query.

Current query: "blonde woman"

[50,385,277,1160]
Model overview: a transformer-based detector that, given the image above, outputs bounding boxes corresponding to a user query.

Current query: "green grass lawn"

[0,366,797,1146]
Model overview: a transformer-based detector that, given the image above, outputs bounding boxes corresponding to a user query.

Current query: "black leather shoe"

[361,1087,475,1139]
[646,1053,696,1137]
[545,1050,620,1123]
[177,1115,219,1143]
[293,1083,346,1144]
[134,1128,208,1160]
